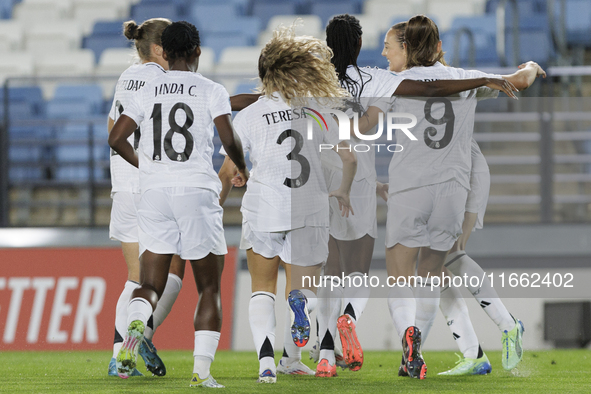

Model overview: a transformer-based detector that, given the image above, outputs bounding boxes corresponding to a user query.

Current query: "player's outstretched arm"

[214,114,249,186]
[329,141,357,217]
[394,77,518,99]
[501,61,546,91]
[108,114,139,168]
[230,93,261,111]
[218,156,236,206]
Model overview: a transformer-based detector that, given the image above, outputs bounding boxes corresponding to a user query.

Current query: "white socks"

[299,288,317,314]
[193,330,221,379]
[249,291,276,373]
[113,280,139,358]
[413,277,440,343]
[446,251,515,332]
[317,278,342,366]
[439,284,479,359]
[343,271,370,322]
[145,273,183,341]
[387,285,416,340]
[127,297,153,328]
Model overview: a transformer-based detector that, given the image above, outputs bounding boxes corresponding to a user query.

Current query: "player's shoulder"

[359,66,401,81]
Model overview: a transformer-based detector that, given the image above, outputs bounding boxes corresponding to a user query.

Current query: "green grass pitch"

[1,350,590,393]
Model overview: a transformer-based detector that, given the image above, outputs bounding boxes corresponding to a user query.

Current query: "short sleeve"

[461,69,502,100]
[219,109,250,156]
[209,83,232,120]
[108,99,117,121]
[121,89,145,126]
[371,70,403,111]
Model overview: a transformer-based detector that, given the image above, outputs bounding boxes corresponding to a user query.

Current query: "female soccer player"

[382,20,545,376]
[382,15,545,379]
[312,14,519,377]
[107,18,185,378]
[109,21,248,387]
[219,24,358,382]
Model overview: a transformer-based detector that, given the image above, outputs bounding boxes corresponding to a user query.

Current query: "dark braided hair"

[325,14,371,100]
[161,21,200,63]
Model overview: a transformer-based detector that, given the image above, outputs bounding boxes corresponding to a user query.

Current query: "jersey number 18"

[150,102,194,162]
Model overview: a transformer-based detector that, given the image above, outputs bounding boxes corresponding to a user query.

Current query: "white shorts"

[386,180,468,251]
[138,187,227,260]
[109,191,140,243]
[240,220,329,267]
[465,169,490,231]
[324,166,377,241]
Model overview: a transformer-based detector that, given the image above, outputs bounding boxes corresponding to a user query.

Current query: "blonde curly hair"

[258,23,350,107]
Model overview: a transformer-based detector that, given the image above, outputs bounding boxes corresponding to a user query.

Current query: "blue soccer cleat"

[108,357,143,377]
[139,337,166,376]
[288,290,310,347]
[257,369,277,383]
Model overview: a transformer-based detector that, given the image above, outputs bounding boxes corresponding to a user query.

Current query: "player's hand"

[231,167,249,187]
[518,61,547,78]
[329,189,354,217]
[376,181,389,202]
[485,77,519,100]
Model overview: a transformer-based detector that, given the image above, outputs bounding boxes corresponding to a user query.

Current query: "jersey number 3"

[277,129,310,188]
[151,103,194,162]
[424,98,455,150]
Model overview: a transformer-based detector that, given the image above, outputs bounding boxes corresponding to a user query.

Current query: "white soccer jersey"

[109,62,166,193]
[471,137,489,173]
[123,70,231,194]
[388,62,500,193]
[232,94,339,232]
[321,65,403,181]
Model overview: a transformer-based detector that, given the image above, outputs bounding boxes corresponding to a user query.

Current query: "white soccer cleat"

[257,369,277,383]
[189,374,224,388]
[277,359,315,375]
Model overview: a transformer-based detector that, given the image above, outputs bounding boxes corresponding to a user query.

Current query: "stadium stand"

[1,0,591,226]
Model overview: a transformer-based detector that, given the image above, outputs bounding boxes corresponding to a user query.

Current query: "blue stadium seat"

[557,0,591,47]
[83,34,132,62]
[5,86,45,119]
[191,4,239,30]
[442,27,500,67]
[249,0,298,29]
[53,84,104,113]
[9,167,44,182]
[92,20,126,36]
[130,3,180,24]
[311,1,359,28]
[486,0,545,14]
[139,0,191,14]
[196,0,251,15]
[202,33,251,60]
[0,0,13,19]
[8,125,52,182]
[450,15,497,36]
[46,101,95,119]
[190,2,261,43]
[357,47,388,68]
[234,82,259,94]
